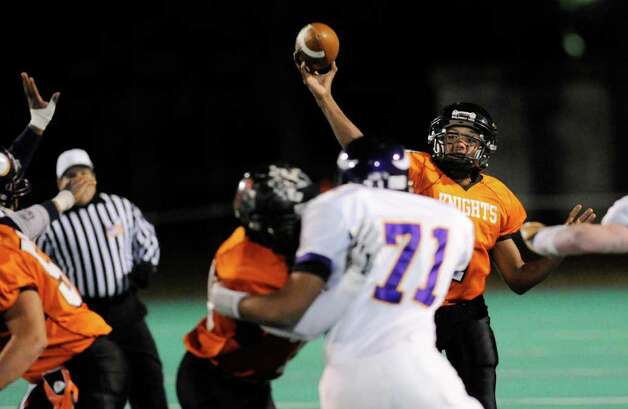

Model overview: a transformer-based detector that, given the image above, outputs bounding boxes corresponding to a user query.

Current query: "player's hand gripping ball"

[294,22,339,74]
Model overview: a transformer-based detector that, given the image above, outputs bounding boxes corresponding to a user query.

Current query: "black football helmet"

[428,102,498,173]
[233,163,317,255]
[337,138,410,192]
[0,149,31,209]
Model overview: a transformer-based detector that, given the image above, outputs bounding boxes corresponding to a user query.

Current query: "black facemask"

[435,154,480,181]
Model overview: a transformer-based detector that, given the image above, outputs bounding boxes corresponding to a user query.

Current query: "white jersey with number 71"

[295,183,475,363]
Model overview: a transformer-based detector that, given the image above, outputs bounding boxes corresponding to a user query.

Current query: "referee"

[36,148,168,409]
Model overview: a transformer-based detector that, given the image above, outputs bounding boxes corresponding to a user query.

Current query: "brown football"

[294,22,340,73]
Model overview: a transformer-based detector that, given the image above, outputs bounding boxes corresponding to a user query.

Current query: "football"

[294,22,340,73]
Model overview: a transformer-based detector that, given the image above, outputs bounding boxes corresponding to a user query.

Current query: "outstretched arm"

[492,204,595,294]
[527,223,628,256]
[297,62,364,148]
[0,291,47,390]
[211,272,325,327]
[0,176,95,239]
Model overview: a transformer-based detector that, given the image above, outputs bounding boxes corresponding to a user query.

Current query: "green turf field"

[2,277,627,409]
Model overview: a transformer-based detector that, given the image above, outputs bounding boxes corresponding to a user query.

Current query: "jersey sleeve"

[215,239,289,292]
[407,151,427,191]
[9,126,41,173]
[602,196,628,226]
[294,195,352,282]
[130,200,160,266]
[498,185,527,238]
[5,204,54,241]
[291,279,357,339]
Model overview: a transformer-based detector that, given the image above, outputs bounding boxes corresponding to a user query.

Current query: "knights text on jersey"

[0,225,111,383]
[408,151,527,303]
[183,227,303,380]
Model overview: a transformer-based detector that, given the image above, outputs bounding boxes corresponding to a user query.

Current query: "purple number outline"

[373,223,449,307]
[414,228,448,306]
[373,223,421,304]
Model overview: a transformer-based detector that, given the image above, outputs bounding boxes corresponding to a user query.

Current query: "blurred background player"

[522,195,628,256]
[209,139,484,409]
[176,163,317,409]
[35,149,165,409]
[0,144,127,409]
[295,61,595,409]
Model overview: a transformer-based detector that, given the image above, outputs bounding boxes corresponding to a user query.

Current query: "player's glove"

[520,221,546,253]
[41,367,79,409]
[29,95,58,131]
[209,282,248,319]
[343,221,384,291]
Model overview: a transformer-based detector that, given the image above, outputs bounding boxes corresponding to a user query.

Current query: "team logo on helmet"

[233,163,317,255]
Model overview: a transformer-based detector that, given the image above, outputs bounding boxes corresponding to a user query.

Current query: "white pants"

[319,340,482,409]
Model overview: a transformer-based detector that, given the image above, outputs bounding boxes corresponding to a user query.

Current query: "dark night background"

[1,0,626,274]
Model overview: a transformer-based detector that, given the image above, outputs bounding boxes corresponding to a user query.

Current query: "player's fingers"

[30,77,44,102]
[355,222,370,243]
[365,223,380,246]
[299,61,309,75]
[359,221,378,244]
[576,207,594,223]
[21,72,31,96]
[565,204,582,224]
[50,92,60,105]
[326,62,338,80]
[581,211,596,224]
[22,74,37,102]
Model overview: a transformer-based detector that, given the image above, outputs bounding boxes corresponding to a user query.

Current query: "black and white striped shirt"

[36,192,160,298]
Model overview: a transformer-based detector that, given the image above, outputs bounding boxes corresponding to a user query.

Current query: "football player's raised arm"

[21,72,60,137]
[297,62,364,148]
[0,290,47,390]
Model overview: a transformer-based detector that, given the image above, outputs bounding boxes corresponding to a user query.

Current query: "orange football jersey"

[408,151,527,304]
[184,227,303,380]
[0,225,111,383]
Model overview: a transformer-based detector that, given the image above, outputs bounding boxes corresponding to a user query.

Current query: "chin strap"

[435,155,480,181]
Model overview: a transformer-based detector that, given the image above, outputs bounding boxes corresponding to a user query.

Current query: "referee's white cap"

[56,149,94,178]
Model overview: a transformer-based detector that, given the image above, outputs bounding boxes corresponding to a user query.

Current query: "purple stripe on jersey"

[295,252,332,270]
